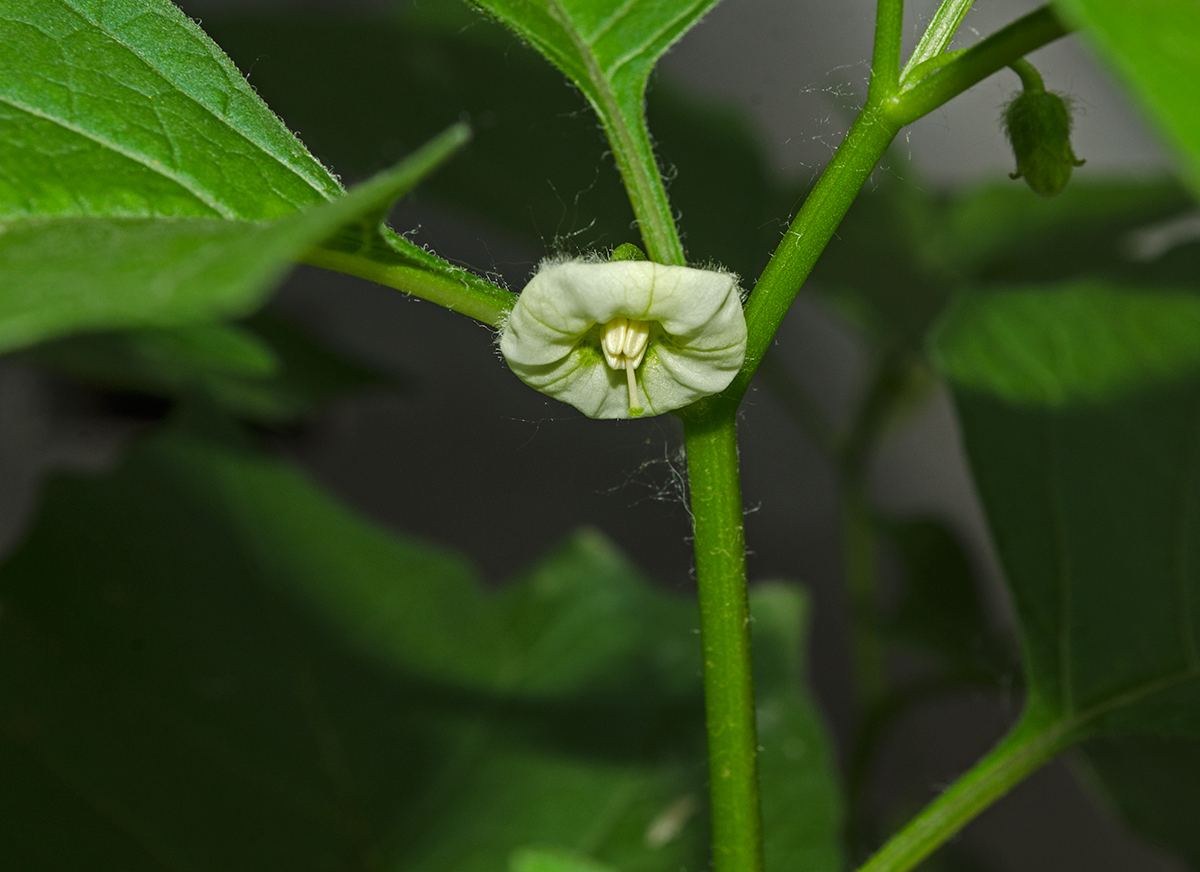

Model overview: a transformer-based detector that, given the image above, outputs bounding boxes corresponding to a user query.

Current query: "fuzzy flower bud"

[499,258,747,419]
[1003,88,1085,197]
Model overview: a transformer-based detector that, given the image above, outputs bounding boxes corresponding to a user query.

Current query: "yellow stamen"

[601,316,650,412]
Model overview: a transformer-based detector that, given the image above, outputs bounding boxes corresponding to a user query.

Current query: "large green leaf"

[1054,0,1200,196]
[2,2,512,335]
[0,427,842,871]
[0,0,342,221]
[948,377,1200,738]
[0,128,473,353]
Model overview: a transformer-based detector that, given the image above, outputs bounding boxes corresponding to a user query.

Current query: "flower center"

[600,316,651,413]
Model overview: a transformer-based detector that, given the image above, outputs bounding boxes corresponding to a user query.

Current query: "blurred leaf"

[0,429,841,871]
[1080,735,1200,868]
[1054,0,1200,196]
[203,15,775,277]
[0,128,501,353]
[882,520,997,671]
[751,583,845,872]
[950,376,1200,738]
[812,177,1196,350]
[932,283,1200,406]
[938,178,1195,283]
[26,314,384,423]
[0,0,341,221]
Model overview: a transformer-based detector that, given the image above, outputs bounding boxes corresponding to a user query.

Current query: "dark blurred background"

[2,0,1187,869]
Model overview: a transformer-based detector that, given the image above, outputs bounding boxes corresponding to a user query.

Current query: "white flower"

[500,259,747,419]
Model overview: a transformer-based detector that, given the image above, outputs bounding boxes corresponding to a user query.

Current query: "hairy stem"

[683,401,763,872]
[600,103,687,266]
[854,712,1073,872]
[301,248,515,327]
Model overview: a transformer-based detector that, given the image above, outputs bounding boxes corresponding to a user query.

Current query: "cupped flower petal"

[500,259,747,419]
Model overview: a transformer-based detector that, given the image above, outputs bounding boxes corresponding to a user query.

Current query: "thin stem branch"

[869,0,905,102]
[900,0,975,86]
[725,4,1070,401]
[854,711,1073,872]
[892,6,1070,124]
[1009,57,1046,92]
[301,248,516,327]
[683,401,763,872]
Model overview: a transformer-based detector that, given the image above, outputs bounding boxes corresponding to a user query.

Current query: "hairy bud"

[1003,88,1085,198]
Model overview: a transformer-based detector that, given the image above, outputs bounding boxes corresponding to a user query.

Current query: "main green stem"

[683,401,762,872]
[668,9,1073,872]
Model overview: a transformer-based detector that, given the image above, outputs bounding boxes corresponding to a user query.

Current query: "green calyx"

[610,243,648,262]
[1002,66,1085,198]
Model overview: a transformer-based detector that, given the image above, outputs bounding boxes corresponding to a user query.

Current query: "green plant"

[2,1,1200,871]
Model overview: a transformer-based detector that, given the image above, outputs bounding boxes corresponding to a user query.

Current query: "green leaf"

[1053,0,1200,197]
[932,283,1200,406]
[26,314,385,423]
[949,378,1200,738]
[0,0,342,221]
[462,0,724,263]
[3,3,511,326]
[1080,735,1200,868]
[0,126,485,352]
[0,429,842,871]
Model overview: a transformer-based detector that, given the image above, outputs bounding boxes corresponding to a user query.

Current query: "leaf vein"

[0,95,234,219]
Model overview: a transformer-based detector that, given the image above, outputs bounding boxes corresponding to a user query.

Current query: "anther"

[601,316,651,412]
